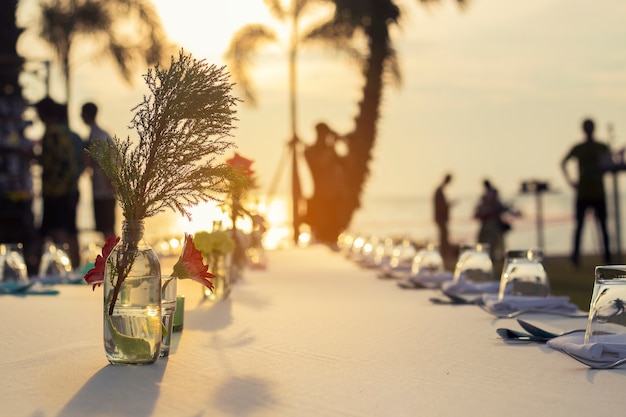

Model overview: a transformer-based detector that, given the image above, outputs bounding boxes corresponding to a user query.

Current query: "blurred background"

[3,0,626,256]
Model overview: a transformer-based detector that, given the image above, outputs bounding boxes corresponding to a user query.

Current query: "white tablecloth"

[0,246,622,417]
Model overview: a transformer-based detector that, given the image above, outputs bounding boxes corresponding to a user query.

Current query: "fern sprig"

[87,49,245,223]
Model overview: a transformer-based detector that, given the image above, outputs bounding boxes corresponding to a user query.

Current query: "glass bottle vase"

[103,220,162,365]
[203,252,231,301]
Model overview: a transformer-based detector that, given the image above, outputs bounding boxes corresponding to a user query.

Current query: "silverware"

[496,328,548,342]
[478,303,588,318]
[557,349,626,369]
[397,279,427,290]
[429,292,481,305]
[516,319,585,339]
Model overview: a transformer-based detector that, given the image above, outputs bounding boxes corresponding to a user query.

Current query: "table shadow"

[56,360,166,417]
[213,375,277,416]
[185,299,256,349]
[187,298,233,332]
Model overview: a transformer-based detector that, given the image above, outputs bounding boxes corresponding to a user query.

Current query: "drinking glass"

[0,243,29,284]
[372,237,394,267]
[410,243,444,276]
[160,276,177,357]
[38,242,73,281]
[453,243,494,284]
[497,249,549,300]
[585,265,626,343]
[388,239,417,271]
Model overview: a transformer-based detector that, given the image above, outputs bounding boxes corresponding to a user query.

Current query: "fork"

[478,303,588,318]
[516,319,585,339]
[558,349,626,369]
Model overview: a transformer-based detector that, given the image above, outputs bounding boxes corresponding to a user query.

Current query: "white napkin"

[408,271,454,288]
[441,275,500,295]
[548,333,626,363]
[482,294,579,315]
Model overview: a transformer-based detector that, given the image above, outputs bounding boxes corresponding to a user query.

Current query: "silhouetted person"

[433,173,453,260]
[0,112,37,274]
[561,117,612,267]
[474,179,506,261]
[304,122,347,246]
[35,97,83,269]
[81,102,116,238]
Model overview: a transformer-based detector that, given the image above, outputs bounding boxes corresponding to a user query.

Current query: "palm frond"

[223,24,278,106]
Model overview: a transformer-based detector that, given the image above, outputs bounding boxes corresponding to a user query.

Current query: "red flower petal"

[84,236,120,290]
[227,152,254,178]
[172,234,214,290]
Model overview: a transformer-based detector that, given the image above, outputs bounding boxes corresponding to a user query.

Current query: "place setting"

[429,243,499,305]
[396,243,454,289]
[478,248,585,318]
[0,243,60,295]
[544,265,626,369]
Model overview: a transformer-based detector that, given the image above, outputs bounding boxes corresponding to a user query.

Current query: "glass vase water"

[103,220,161,365]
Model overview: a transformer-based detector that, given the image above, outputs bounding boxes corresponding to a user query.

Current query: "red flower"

[226,152,254,178]
[84,236,120,290]
[172,233,214,290]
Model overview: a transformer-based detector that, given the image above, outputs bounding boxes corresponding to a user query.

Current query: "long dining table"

[1,245,623,417]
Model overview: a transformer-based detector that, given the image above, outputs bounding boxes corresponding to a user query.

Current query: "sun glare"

[166,195,295,250]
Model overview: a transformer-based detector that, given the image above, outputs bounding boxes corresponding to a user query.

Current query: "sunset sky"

[16,0,626,205]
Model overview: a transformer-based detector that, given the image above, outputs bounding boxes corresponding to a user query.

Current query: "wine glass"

[585,265,626,343]
[38,242,73,281]
[372,237,395,269]
[497,249,549,300]
[0,243,29,284]
[388,239,418,272]
[453,243,494,284]
[410,243,444,277]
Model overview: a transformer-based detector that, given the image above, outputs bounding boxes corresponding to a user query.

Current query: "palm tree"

[224,0,342,242]
[314,0,468,236]
[226,0,467,243]
[34,0,172,106]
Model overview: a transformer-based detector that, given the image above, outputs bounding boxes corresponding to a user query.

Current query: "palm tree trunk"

[289,6,303,242]
[340,11,389,233]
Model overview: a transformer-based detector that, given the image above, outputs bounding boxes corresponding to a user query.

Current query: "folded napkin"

[0,281,60,295]
[548,333,626,364]
[441,275,500,295]
[35,273,84,285]
[482,294,579,315]
[407,271,454,288]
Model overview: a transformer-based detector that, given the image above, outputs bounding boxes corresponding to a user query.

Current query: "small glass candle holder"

[585,265,626,344]
[498,249,549,300]
[160,276,177,357]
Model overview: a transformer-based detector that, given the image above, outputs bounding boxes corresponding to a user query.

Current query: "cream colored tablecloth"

[0,246,622,417]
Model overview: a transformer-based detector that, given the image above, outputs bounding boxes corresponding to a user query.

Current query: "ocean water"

[348,190,623,258]
[70,173,625,258]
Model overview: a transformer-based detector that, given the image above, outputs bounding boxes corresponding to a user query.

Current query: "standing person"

[561,117,612,267]
[303,122,347,246]
[474,179,506,261]
[0,119,38,274]
[433,173,453,260]
[34,97,82,269]
[81,102,116,238]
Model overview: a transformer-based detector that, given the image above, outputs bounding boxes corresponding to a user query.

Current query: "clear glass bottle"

[203,252,231,301]
[160,276,177,357]
[104,220,161,365]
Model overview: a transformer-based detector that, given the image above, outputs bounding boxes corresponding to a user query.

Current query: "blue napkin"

[0,281,60,295]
